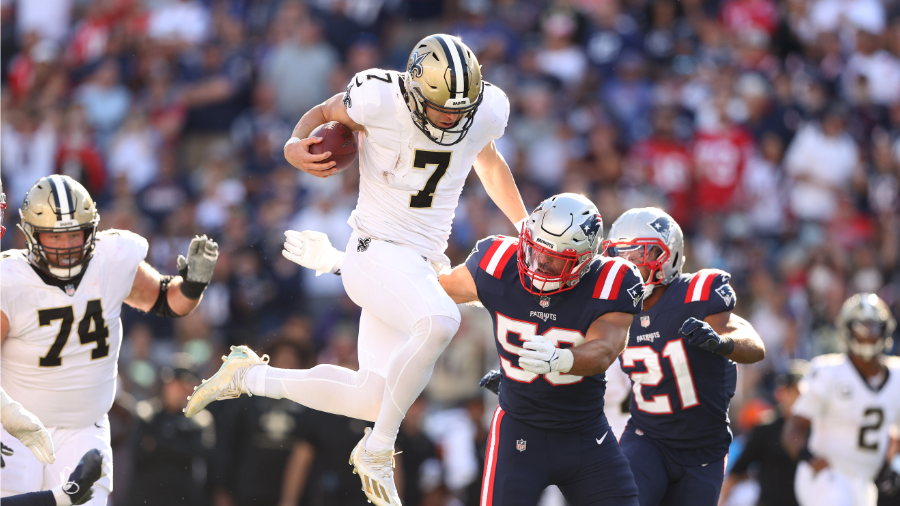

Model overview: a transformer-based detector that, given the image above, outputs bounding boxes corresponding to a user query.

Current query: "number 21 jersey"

[620,269,738,466]
[1,229,148,428]
[343,69,510,266]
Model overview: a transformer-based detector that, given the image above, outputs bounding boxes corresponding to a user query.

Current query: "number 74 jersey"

[1,229,148,428]
[620,269,738,466]
[342,69,510,266]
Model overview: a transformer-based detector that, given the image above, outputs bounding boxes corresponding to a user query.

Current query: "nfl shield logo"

[640,316,650,327]
[65,284,75,297]
[516,439,526,452]
[539,297,550,308]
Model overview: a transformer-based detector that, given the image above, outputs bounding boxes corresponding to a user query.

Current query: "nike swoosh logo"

[596,431,608,445]
[356,76,363,87]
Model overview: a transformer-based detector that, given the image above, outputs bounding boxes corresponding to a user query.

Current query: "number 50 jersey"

[1,229,148,428]
[465,235,644,432]
[343,69,510,267]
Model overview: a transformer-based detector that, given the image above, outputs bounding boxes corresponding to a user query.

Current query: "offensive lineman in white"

[782,293,900,506]
[184,34,527,506]
[1,175,219,504]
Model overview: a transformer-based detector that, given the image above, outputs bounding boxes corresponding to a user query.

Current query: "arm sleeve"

[791,363,830,420]
[1,491,57,506]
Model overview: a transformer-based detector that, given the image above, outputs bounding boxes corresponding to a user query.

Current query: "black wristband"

[798,447,814,462]
[178,266,209,300]
[717,336,735,356]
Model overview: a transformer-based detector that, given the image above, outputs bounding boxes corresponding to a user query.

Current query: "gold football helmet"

[404,34,483,146]
[19,175,99,279]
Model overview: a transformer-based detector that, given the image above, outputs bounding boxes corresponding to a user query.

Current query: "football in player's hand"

[309,121,358,174]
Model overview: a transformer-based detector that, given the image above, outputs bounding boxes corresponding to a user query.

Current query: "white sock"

[246,364,385,422]
[365,315,459,454]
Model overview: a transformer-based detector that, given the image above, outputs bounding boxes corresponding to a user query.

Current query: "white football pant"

[250,232,460,449]
[794,460,877,506]
[1,416,113,505]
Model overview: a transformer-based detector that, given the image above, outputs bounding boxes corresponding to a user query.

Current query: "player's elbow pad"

[149,275,186,318]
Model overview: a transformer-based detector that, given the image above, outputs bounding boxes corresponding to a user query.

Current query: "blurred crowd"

[2,0,900,504]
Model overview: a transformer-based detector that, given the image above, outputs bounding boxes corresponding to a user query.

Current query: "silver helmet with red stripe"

[602,207,685,297]
[517,193,603,295]
[19,175,99,279]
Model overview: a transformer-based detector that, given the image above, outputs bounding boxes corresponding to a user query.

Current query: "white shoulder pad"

[479,82,511,141]
[343,69,403,129]
[94,229,149,272]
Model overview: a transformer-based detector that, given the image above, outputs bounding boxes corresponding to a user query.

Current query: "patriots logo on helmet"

[407,51,430,79]
[648,216,673,243]
[579,214,602,248]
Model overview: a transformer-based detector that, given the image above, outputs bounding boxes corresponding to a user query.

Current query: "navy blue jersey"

[619,269,738,466]
[466,235,644,432]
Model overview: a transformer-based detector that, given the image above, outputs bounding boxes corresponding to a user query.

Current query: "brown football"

[309,121,358,174]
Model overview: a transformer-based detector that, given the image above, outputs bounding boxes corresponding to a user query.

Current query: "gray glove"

[177,235,219,299]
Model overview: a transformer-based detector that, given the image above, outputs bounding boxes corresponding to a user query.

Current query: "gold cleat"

[183,345,269,418]
[349,428,402,506]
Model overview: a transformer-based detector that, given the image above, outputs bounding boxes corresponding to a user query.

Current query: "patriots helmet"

[603,207,685,297]
[518,193,604,295]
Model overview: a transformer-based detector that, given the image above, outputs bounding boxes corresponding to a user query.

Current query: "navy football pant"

[619,424,726,506]
[480,407,639,506]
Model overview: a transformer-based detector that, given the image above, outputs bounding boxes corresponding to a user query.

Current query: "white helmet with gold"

[18,175,99,279]
[404,34,483,146]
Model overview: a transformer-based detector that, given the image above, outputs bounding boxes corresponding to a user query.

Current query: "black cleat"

[63,449,104,505]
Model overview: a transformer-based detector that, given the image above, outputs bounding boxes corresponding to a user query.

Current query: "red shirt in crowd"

[692,126,755,213]
[629,137,694,226]
[721,0,779,35]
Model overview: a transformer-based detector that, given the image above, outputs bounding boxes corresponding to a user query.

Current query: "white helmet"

[517,193,603,295]
[837,293,896,361]
[603,207,685,297]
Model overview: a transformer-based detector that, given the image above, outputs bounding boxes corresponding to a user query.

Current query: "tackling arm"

[705,312,766,363]
[438,264,480,304]
[473,140,528,229]
[567,312,633,377]
[284,93,365,178]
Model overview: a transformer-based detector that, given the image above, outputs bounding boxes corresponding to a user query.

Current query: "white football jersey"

[792,354,900,481]
[1,229,148,428]
[343,69,510,266]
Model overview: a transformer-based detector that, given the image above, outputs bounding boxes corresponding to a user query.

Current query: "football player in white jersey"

[783,293,900,506]
[186,34,527,506]
[1,175,219,505]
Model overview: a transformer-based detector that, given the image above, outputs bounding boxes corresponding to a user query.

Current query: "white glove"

[518,334,574,375]
[1,389,55,464]
[282,230,344,276]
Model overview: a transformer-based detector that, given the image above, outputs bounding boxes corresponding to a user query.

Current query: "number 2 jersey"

[1,229,148,428]
[342,69,510,266]
[465,235,644,432]
[619,269,738,466]
[792,354,900,481]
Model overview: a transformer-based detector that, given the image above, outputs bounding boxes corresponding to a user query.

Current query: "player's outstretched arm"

[782,414,829,474]
[0,388,55,464]
[438,264,479,304]
[284,93,364,178]
[125,235,218,317]
[473,140,528,230]
[681,313,766,364]
[519,312,632,377]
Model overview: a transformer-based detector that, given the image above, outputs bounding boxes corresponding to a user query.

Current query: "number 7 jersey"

[342,69,510,266]
[1,229,148,428]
